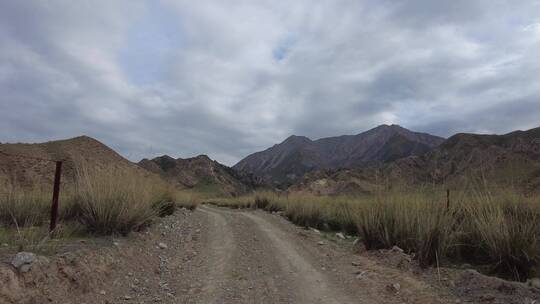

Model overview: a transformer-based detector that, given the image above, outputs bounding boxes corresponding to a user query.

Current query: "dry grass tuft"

[73,163,162,235]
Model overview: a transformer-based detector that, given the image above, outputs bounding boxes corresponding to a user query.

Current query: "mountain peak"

[374,124,404,130]
[282,135,312,144]
[194,154,212,161]
[234,124,444,185]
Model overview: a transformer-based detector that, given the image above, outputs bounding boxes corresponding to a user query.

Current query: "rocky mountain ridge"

[291,127,540,195]
[138,154,252,196]
[234,124,445,186]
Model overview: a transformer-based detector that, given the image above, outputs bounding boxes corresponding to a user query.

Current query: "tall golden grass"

[73,164,162,235]
[209,188,540,281]
[0,162,200,239]
[0,184,84,252]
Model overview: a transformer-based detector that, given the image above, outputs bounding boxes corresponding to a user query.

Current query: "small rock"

[123,295,132,300]
[11,252,36,272]
[317,241,325,245]
[113,241,120,247]
[527,278,540,289]
[19,264,32,273]
[63,253,77,265]
[464,269,479,275]
[99,290,106,295]
[336,232,346,239]
[1,243,8,247]
[311,228,321,234]
[351,261,361,266]
[391,245,404,253]
[386,283,401,293]
[356,271,368,279]
[158,242,168,249]
[352,238,360,245]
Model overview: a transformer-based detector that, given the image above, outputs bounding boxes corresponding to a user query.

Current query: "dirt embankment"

[1,206,539,304]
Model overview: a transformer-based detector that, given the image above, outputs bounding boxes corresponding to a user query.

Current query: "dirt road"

[195,205,354,304]
[3,205,539,304]
[164,205,456,304]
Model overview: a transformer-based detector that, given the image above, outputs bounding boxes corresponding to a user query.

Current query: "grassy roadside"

[208,189,540,282]
[0,163,201,254]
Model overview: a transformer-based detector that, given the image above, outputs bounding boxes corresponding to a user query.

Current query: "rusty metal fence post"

[446,188,450,210]
[49,161,63,234]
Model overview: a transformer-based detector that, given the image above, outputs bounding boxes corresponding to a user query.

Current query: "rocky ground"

[1,205,539,304]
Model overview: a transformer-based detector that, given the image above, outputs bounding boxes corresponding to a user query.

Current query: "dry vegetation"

[0,162,201,252]
[209,186,540,282]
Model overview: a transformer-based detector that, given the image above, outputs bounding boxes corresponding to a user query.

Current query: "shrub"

[459,193,540,281]
[73,164,160,235]
[253,195,270,209]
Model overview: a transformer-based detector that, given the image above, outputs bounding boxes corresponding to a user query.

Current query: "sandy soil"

[1,205,539,304]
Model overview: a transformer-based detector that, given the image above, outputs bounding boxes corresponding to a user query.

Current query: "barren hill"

[390,126,540,189]
[234,124,444,186]
[0,136,148,189]
[138,155,251,196]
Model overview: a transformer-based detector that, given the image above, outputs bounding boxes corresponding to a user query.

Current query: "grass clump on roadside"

[357,193,453,268]
[73,163,164,235]
[455,192,540,281]
[0,183,86,253]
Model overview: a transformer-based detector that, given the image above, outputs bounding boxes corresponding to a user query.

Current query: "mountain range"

[291,127,540,195]
[233,124,445,186]
[0,137,250,196]
[1,125,539,196]
[390,127,540,188]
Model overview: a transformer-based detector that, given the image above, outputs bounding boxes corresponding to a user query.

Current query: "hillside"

[0,136,150,189]
[389,127,540,189]
[291,127,540,194]
[138,155,251,196]
[234,124,444,186]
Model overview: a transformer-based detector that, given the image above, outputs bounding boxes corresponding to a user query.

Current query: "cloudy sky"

[1,1,539,165]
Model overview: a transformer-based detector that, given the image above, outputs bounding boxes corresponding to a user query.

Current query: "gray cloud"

[1,0,539,165]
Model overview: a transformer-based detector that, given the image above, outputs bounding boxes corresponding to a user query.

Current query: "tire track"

[196,206,235,303]
[202,205,356,304]
[240,211,356,304]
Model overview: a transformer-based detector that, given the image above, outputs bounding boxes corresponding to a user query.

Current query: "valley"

[1,124,540,303]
